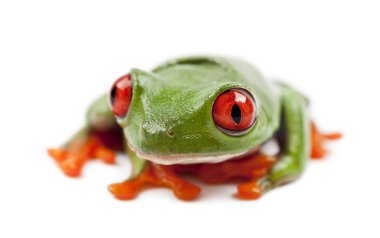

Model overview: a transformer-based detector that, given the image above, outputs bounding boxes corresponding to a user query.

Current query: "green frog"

[48,56,341,200]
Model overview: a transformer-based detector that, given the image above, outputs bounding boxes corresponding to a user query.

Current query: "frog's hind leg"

[108,162,201,201]
[310,122,342,159]
[48,126,123,177]
[48,94,123,177]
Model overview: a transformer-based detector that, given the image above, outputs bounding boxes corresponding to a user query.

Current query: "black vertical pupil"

[231,104,241,124]
[110,86,117,105]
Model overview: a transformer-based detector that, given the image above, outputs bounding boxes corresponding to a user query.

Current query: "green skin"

[83,56,309,192]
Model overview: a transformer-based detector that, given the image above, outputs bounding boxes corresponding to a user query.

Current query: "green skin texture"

[84,56,309,191]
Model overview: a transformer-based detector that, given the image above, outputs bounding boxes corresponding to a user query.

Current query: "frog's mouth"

[127,143,257,165]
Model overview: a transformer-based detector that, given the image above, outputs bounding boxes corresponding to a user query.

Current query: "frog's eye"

[212,89,257,135]
[109,74,132,118]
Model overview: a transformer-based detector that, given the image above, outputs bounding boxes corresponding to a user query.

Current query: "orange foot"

[47,136,116,177]
[237,179,270,200]
[235,154,275,200]
[311,122,342,159]
[108,163,201,201]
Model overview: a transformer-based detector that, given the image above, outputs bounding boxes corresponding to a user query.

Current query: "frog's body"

[48,56,341,200]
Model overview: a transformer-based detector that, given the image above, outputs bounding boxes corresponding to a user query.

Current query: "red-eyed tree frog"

[48,56,341,200]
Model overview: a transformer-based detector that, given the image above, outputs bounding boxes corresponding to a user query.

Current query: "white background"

[0,1,379,237]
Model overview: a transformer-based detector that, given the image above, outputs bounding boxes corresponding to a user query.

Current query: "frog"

[48,56,341,200]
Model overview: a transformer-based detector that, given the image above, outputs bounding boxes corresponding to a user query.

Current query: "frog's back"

[154,56,278,101]
[153,56,268,87]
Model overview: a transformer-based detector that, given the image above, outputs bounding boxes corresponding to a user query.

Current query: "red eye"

[109,74,132,118]
[212,89,256,135]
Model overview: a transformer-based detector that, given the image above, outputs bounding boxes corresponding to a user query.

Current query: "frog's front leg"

[239,84,310,199]
[108,149,201,201]
[48,95,123,177]
[267,85,311,189]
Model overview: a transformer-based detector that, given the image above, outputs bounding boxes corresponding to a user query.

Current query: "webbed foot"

[48,136,116,177]
[311,122,342,159]
[108,163,201,201]
[235,154,276,200]
[237,178,273,200]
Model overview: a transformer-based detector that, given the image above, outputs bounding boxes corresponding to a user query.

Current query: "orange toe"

[47,148,68,162]
[237,181,262,200]
[108,182,140,200]
[311,146,326,159]
[323,133,343,140]
[172,182,201,201]
[58,156,85,177]
[94,147,116,164]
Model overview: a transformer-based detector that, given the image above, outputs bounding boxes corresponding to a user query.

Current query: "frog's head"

[108,57,279,165]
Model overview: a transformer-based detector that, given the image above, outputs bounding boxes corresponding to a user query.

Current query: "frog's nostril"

[167,129,174,138]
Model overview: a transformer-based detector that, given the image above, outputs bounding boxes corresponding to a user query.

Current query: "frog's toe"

[236,178,272,200]
[172,182,201,201]
[311,144,326,159]
[236,181,262,200]
[58,154,86,177]
[47,148,68,162]
[94,146,116,164]
[48,148,84,177]
[323,133,343,140]
[108,182,140,200]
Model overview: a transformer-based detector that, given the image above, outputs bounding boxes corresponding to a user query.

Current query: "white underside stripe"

[127,139,279,165]
[128,143,258,165]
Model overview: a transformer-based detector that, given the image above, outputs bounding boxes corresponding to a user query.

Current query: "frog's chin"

[127,143,257,165]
